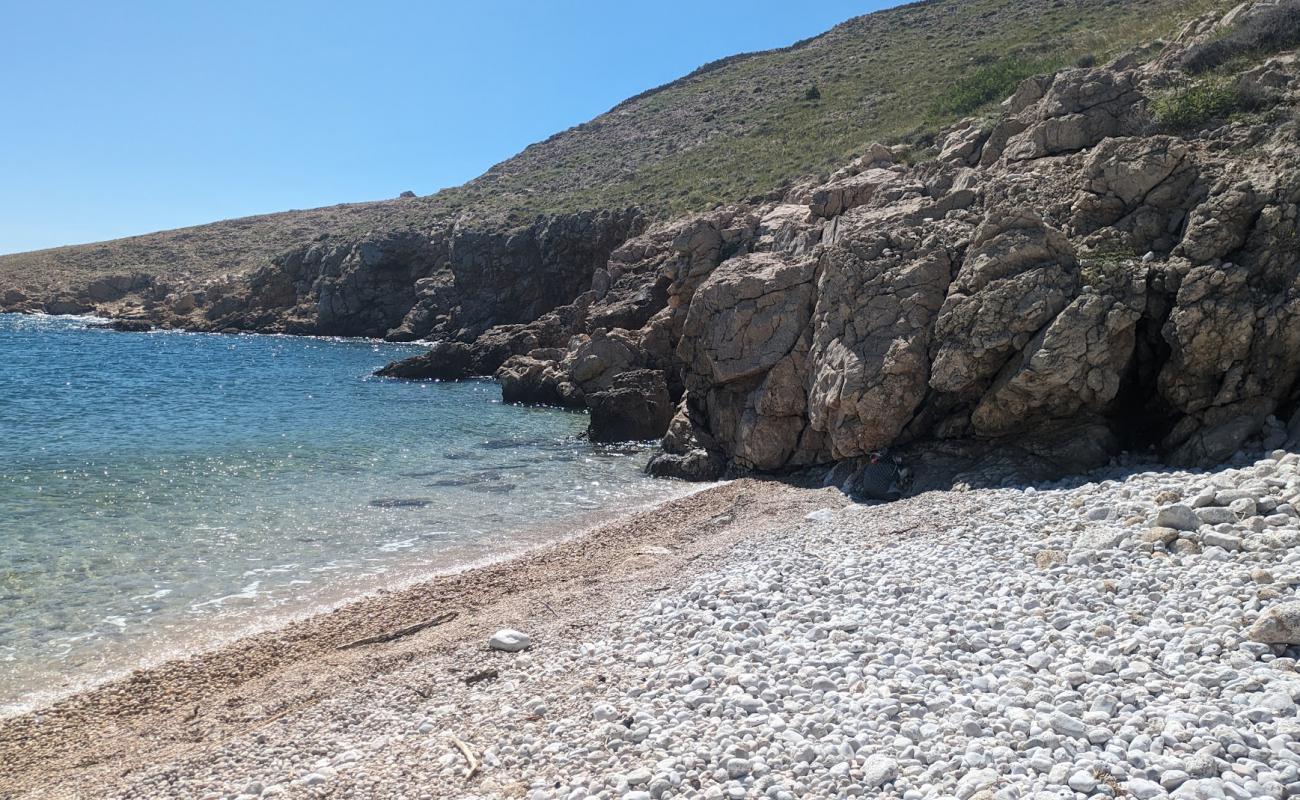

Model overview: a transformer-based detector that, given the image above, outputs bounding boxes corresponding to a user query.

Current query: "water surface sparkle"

[0,314,676,714]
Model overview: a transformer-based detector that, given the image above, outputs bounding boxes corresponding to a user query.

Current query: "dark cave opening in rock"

[1107,303,1178,454]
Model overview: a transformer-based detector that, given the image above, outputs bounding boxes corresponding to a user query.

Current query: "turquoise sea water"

[0,314,678,714]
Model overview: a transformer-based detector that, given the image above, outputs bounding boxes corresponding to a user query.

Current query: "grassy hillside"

[0,0,1229,292]
[451,0,1226,218]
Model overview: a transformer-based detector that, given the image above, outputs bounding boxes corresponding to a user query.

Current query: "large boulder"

[1248,602,1300,645]
[0,288,33,312]
[806,226,956,459]
[646,400,726,481]
[930,210,1080,398]
[43,296,95,315]
[809,167,905,219]
[587,370,674,443]
[564,329,644,396]
[377,341,479,380]
[938,119,991,166]
[1000,68,1146,162]
[497,354,582,407]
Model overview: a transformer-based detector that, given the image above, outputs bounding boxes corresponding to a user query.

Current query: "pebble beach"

[5,452,1300,799]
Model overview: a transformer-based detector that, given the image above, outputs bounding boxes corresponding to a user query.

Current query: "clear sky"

[0,1,898,255]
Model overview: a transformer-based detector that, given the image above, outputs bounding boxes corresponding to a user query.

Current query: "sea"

[0,313,682,714]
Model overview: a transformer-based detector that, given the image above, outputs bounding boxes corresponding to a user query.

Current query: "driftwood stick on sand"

[335,611,457,650]
[449,734,479,779]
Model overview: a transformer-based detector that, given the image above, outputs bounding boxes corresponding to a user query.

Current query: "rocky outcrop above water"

[16,209,646,342]
[379,4,1300,479]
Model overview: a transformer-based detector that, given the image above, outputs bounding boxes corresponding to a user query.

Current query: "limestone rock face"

[676,253,819,471]
[999,68,1146,162]
[126,209,645,340]
[678,254,817,389]
[970,262,1146,436]
[930,211,1080,399]
[1069,137,1201,254]
[46,10,1300,485]
[1177,182,1263,263]
[807,225,955,459]
[1159,181,1300,464]
[373,33,1300,482]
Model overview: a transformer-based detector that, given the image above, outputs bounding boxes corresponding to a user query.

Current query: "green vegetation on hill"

[0,0,1232,292]
[1151,77,1248,131]
[450,0,1228,220]
[930,55,1067,118]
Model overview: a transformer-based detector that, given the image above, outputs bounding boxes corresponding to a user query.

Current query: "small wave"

[129,589,172,601]
[378,537,419,553]
[189,581,262,610]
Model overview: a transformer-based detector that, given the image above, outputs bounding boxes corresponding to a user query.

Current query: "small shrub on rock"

[931,55,1064,117]
[1151,78,1245,131]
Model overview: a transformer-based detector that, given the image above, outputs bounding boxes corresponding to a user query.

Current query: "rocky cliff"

[379,1,1300,485]
[0,0,1221,322]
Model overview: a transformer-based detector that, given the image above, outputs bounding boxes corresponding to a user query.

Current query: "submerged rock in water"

[110,319,154,332]
[90,319,154,333]
[468,483,517,494]
[368,498,434,509]
[442,450,482,461]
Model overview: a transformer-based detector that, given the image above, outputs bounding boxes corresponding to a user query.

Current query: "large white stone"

[1156,505,1200,531]
[488,628,532,652]
[861,755,898,789]
[1248,603,1300,645]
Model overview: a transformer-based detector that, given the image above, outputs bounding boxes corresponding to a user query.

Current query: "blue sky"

[0,1,896,255]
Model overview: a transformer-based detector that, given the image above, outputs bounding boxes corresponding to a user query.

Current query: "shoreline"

[2,310,694,720]
[5,454,1298,798]
[0,478,708,720]
[0,309,442,346]
[0,478,840,797]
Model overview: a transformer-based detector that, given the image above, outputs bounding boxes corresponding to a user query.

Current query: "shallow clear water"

[0,314,678,714]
